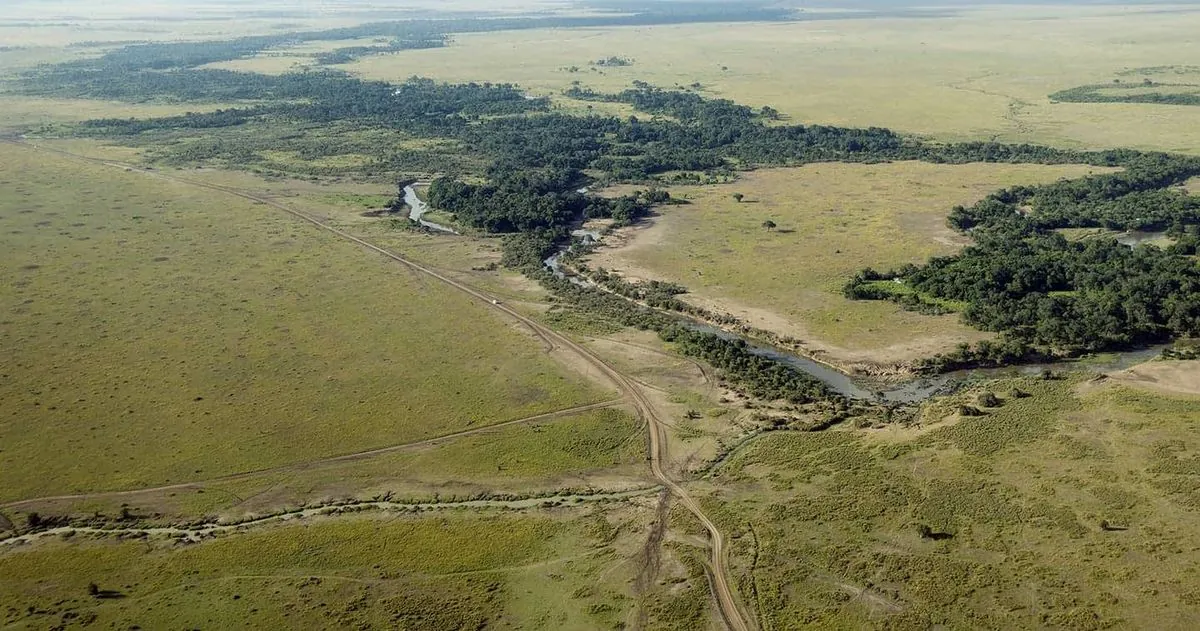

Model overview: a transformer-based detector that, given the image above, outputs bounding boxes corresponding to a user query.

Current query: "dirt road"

[2,139,754,631]
[0,398,625,511]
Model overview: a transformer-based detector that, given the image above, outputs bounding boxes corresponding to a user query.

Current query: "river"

[686,320,1166,402]
[542,231,1166,403]
[404,185,458,234]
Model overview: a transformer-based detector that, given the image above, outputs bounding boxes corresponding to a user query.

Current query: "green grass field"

[706,376,1200,629]
[4,7,1200,629]
[0,510,643,630]
[344,5,1200,154]
[0,405,651,525]
[587,161,1102,364]
[0,142,612,503]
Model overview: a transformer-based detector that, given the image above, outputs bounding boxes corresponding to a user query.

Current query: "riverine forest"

[2,1,1199,629]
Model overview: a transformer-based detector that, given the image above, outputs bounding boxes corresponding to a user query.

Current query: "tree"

[88,583,100,597]
[761,220,777,231]
[733,193,744,203]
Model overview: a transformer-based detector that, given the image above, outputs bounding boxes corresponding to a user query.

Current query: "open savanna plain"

[0,141,690,628]
[586,161,1106,367]
[0,141,633,509]
[699,374,1200,629]
[343,4,1200,154]
[5,4,1200,629]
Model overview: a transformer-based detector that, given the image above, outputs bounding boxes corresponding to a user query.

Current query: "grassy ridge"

[708,377,1200,629]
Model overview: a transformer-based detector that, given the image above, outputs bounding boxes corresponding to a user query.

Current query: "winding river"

[404,185,458,234]
[544,235,1166,403]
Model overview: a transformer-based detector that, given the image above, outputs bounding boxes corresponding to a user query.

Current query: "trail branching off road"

[3,139,754,631]
[0,398,625,511]
[0,489,660,548]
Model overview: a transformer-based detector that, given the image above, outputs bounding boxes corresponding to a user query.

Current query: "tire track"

[2,139,754,631]
[0,398,625,511]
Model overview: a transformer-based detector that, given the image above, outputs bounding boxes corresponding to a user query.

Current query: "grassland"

[0,509,646,630]
[4,8,1199,629]
[704,375,1200,629]
[587,161,1103,364]
[345,5,1200,154]
[0,95,245,131]
[0,142,613,503]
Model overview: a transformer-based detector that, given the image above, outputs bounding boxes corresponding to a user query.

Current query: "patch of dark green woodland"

[427,169,659,232]
[67,73,545,126]
[1050,82,1200,107]
[845,153,1200,365]
[314,36,450,65]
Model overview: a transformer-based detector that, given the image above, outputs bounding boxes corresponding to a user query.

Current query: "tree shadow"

[917,524,954,541]
[95,590,127,600]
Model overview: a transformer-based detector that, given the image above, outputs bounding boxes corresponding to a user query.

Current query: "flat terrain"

[0,142,611,503]
[0,96,239,129]
[586,161,1103,365]
[0,509,649,630]
[705,375,1200,629]
[3,6,1199,629]
[345,5,1200,154]
[1110,359,1200,397]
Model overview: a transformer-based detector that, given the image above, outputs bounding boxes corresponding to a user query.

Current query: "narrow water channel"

[543,228,1167,403]
[404,185,458,234]
[687,320,1166,402]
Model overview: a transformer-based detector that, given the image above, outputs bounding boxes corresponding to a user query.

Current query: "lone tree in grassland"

[733,193,744,203]
[762,220,777,231]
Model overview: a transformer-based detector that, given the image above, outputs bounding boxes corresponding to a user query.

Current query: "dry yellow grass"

[0,95,241,130]
[1108,359,1200,397]
[587,161,1104,363]
[346,5,1200,154]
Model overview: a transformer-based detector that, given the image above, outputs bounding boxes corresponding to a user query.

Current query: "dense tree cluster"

[947,153,1200,231]
[426,167,654,240]
[314,37,449,65]
[76,74,546,132]
[1051,83,1200,107]
[846,152,1200,357]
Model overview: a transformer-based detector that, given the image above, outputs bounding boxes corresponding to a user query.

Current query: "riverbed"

[543,227,1165,403]
[404,185,457,234]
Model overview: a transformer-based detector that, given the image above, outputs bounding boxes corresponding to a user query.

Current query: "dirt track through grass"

[4,139,754,631]
[0,398,625,511]
[0,140,609,502]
